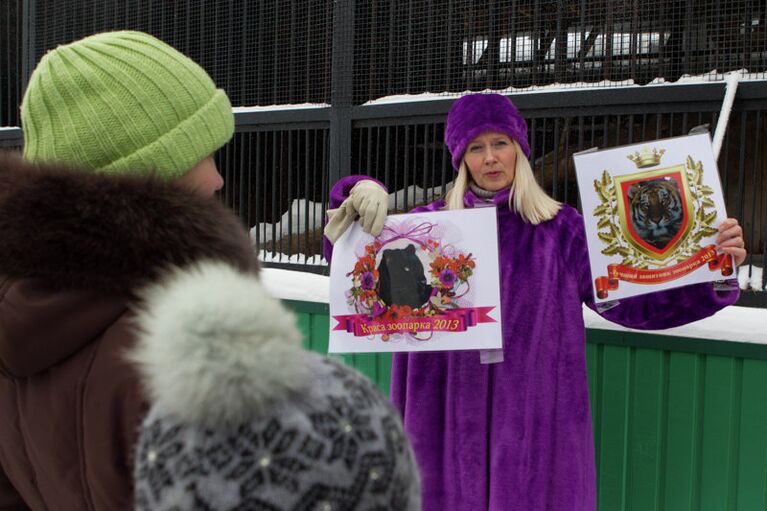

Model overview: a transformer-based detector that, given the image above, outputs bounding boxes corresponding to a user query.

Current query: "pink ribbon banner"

[333,307,496,337]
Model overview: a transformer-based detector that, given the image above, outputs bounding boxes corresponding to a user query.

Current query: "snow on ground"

[258,252,328,266]
[251,199,325,243]
[738,265,765,291]
[261,267,329,303]
[263,266,767,344]
[583,303,767,345]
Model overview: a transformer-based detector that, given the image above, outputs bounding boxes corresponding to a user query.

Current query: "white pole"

[711,71,742,159]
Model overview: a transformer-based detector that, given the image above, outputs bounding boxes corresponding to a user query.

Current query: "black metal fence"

[1,1,766,298]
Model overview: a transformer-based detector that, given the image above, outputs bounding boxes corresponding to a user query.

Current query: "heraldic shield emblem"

[586,144,733,300]
[614,167,694,261]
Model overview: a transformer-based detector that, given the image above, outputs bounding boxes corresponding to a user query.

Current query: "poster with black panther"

[329,208,503,353]
[574,133,735,304]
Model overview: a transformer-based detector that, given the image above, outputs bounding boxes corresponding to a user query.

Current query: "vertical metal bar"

[257,1,264,104]
[747,110,760,281]
[272,2,279,103]
[246,133,253,232]
[287,130,293,257]
[761,119,767,291]
[21,0,36,97]
[365,1,373,100]
[239,134,247,222]
[432,122,441,196]
[329,0,354,185]
[394,126,400,210]
[604,0,613,81]
[552,118,560,199]
[405,0,413,92]
[305,1,312,101]
[655,113,662,139]
[366,125,373,180]
[554,0,567,83]
[487,0,498,88]
[718,111,730,196]
[445,0,454,89]
[239,0,248,105]
[387,0,396,94]
[321,128,329,267]
[289,0,296,102]
[736,112,747,222]
[304,129,310,263]
[185,0,191,54]
[509,0,519,87]
[311,129,320,263]
[422,123,430,204]
[384,126,391,203]
[564,118,571,204]
[404,125,410,210]
[578,0,585,83]
[532,0,541,84]
[271,132,278,257]
[630,0,639,81]
[255,132,262,255]
[465,3,476,90]
[540,118,548,186]
[425,0,433,91]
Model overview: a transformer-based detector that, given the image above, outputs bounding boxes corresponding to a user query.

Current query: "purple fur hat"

[445,93,531,169]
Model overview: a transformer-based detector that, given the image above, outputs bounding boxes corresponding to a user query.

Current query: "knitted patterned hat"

[130,262,421,510]
[21,31,233,179]
[444,93,530,169]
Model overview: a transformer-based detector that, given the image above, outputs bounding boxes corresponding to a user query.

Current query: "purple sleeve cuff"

[593,281,740,330]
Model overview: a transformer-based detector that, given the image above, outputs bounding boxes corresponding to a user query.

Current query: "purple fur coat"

[326,176,739,511]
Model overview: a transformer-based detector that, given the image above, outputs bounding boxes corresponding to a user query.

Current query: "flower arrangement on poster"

[329,208,503,353]
[574,133,735,304]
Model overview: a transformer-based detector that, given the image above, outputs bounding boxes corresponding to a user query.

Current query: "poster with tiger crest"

[573,133,735,304]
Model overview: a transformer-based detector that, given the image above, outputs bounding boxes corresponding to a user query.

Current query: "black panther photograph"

[377,244,433,309]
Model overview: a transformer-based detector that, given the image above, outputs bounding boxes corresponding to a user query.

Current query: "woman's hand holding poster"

[329,208,503,353]
[574,133,735,304]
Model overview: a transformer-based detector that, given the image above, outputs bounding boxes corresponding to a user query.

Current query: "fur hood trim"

[0,153,256,293]
[128,261,308,428]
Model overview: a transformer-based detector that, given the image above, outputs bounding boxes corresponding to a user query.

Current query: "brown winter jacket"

[0,154,257,510]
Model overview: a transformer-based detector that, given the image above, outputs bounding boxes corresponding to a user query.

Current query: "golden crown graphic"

[627,147,666,168]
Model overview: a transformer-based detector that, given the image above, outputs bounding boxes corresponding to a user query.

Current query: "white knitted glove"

[324,180,388,243]
[324,199,357,244]
[349,180,388,235]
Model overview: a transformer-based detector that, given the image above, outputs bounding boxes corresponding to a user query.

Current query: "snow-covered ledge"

[261,268,330,304]
[262,268,767,345]
[583,304,767,345]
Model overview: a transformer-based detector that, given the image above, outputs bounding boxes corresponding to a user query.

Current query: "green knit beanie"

[21,31,234,179]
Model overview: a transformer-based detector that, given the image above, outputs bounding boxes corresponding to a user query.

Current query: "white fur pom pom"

[128,261,308,428]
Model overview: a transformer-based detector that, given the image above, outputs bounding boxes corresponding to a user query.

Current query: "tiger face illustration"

[627,178,684,250]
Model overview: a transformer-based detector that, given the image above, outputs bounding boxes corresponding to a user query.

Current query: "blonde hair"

[444,140,561,224]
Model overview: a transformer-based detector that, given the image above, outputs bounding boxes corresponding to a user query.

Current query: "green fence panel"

[663,351,701,511]
[283,299,767,510]
[736,359,767,511]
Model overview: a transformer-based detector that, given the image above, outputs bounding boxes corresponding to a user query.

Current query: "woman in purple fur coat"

[324,93,747,510]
